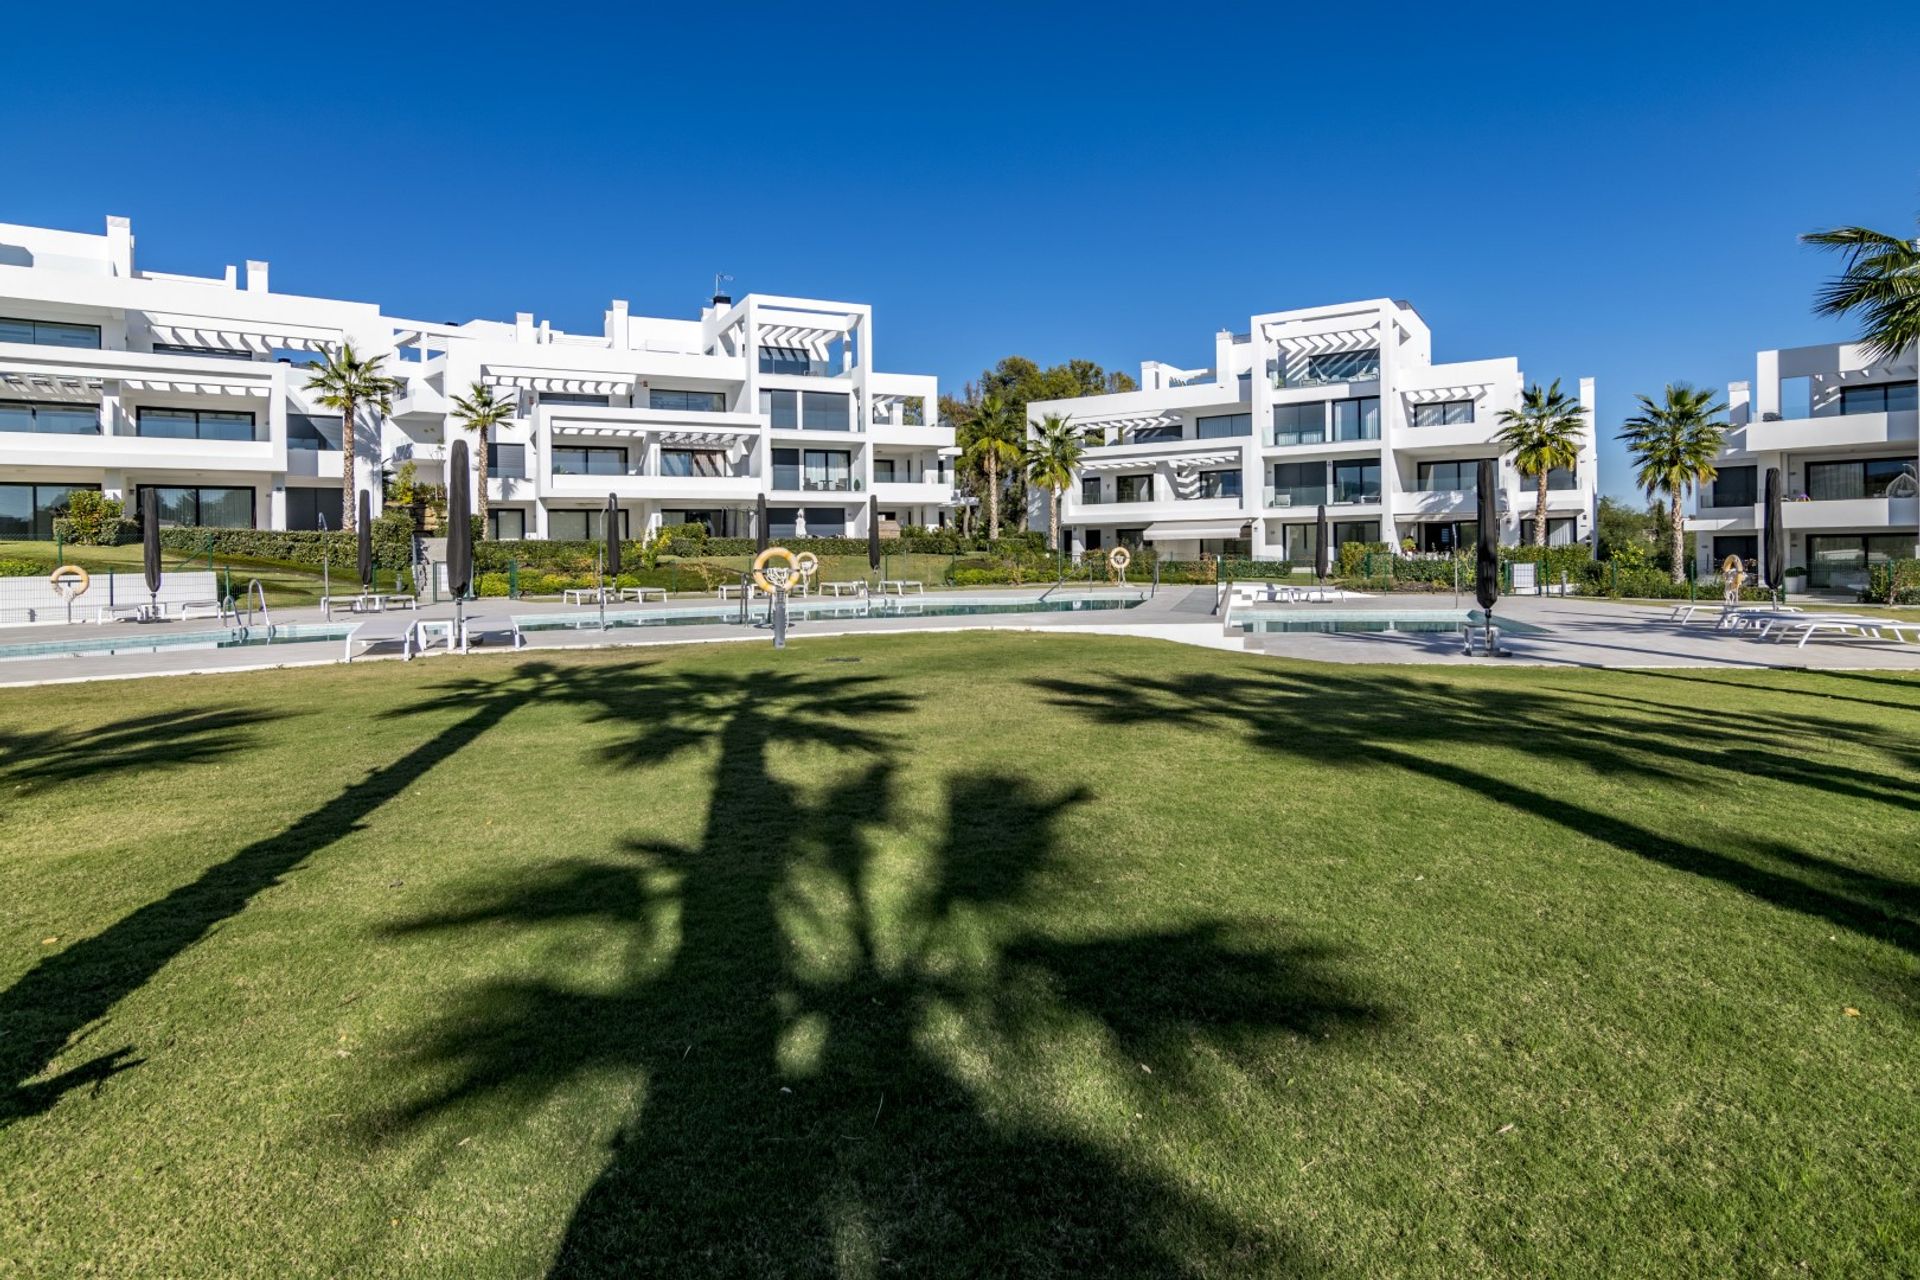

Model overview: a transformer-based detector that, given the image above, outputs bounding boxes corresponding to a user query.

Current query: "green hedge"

[0,557,42,577]
[155,512,417,573]
[1866,558,1920,605]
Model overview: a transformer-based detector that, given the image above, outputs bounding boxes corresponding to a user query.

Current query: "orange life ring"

[752,546,799,593]
[49,564,90,598]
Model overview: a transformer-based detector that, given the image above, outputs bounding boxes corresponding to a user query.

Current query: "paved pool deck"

[0,587,1917,687]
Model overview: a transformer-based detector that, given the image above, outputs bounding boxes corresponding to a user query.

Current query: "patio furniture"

[92,571,225,624]
[1771,615,1920,649]
[563,587,607,606]
[880,579,925,594]
[717,583,756,601]
[618,586,667,603]
[822,581,867,597]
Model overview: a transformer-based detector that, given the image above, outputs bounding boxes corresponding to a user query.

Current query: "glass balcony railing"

[1267,425,1327,447]
[772,473,864,492]
[1264,484,1330,508]
[1332,484,1381,504]
[1332,422,1381,442]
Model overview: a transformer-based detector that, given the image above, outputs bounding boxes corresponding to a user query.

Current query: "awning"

[1079,448,1239,473]
[145,313,339,354]
[1142,519,1251,542]
[483,366,634,396]
[0,372,101,401]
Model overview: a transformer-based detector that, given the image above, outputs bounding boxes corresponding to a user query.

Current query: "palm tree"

[449,382,516,539]
[1494,379,1588,547]
[1618,384,1728,583]
[1022,413,1085,553]
[1801,218,1920,361]
[961,393,1024,540]
[304,344,397,531]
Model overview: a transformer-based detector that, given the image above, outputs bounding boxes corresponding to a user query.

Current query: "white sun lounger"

[1771,615,1920,649]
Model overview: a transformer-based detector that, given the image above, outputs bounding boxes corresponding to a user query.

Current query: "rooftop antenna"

[711,272,735,306]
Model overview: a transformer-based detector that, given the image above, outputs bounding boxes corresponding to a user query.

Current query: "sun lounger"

[822,581,867,597]
[1771,615,1920,649]
[880,579,924,594]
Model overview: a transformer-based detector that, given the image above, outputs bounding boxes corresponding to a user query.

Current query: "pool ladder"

[236,578,275,641]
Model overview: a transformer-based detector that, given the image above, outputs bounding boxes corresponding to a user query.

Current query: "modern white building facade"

[1026,299,1597,563]
[0,216,953,543]
[1687,340,1918,592]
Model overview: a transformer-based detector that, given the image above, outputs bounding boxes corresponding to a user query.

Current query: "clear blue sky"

[5,1,1918,499]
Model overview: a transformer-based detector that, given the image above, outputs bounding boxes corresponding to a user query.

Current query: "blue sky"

[5,0,1918,499]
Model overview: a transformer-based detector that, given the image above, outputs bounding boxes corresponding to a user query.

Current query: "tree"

[961,394,1024,540]
[1618,384,1727,583]
[948,356,1137,531]
[448,382,516,539]
[1022,414,1086,553]
[1595,496,1661,563]
[1801,218,1920,361]
[304,344,397,531]
[1493,379,1587,547]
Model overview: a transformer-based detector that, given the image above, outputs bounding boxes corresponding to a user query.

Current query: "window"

[1130,423,1182,442]
[1081,476,1101,505]
[152,342,254,361]
[1807,533,1911,590]
[1778,375,1811,419]
[487,443,527,478]
[1704,465,1755,508]
[1415,521,1478,553]
[1197,469,1242,500]
[552,446,630,475]
[1271,401,1326,445]
[873,458,897,483]
[0,316,100,348]
[1839,382,1918,415]
[660,449,728,478]
[662,509,723,534]
[1083,528,1103,551]
[488,509,526,540]
[759,346,816,376]
[1713,535,1758,565]
[1270,461,1326,508]
[1307,349,1379,384]
[540,391,607,406]
[1414,460,1485,492]
[1411,400,1475,427]
[1273,522,1319,563]
[1116,474,1153,503]
[1116,527,1146,550]
[135,407,257,441]
[1196,413,1252,439]
[139,485,255,529]
[1331,461,1380,503]
[771,447,802,490]
[1332,520,1380,548]
[0,483,100,539]
[1520,517,1579,546]
[802,391,849,431]
[649,388,727,412]
[766,506,800,539]
[1806,457,1919,500]
[1546,464,1577,491]
[803,449,854,491]
[0,400,99,434]
[548,507,629,541]
[1332,396,1381,441]
[285,487,330,531]
[761,389,798,429]
[287,414,342,451]
[803,507,847,537]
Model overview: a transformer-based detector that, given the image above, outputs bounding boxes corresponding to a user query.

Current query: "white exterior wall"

[0,217,952,540]
[1686,339,1919,590]
[1028,299,1599,562]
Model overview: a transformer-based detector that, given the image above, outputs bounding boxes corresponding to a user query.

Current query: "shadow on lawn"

[0,707,283,795]
[0,668,575,1125]
[366,661,1380,1276]
[1030,667,1920,960]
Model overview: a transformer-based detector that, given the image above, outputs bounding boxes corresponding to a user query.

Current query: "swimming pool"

[1236,609,1547,636]
[515,593,1146,634]
[0,623,353,662]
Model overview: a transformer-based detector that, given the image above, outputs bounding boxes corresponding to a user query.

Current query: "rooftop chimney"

[246,260,270,293]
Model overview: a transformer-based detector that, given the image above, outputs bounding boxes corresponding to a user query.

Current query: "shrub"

[1219,558,1295,580]
[51,491,133,545]
[1866,558,1920,605]
[0,557,42,577]
[153,509,416,573]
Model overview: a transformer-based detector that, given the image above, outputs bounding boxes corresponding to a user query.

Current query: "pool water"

[0,623,352,662]
[1237,609,1547,636]
[516,593,1145,633]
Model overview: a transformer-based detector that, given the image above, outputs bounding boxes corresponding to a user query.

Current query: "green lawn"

[2,635,1916,1277]
[0,540,335,609]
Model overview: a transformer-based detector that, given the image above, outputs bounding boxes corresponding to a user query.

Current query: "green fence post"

[508,558,519,600]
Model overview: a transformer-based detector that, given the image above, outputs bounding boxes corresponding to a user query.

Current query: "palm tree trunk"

[1535,470,1550,547]
[1670,490,1686,584]
[341,392,357,532]
[987,456,1000,541]
[475,426,490,539]
[1049,489,1060,554]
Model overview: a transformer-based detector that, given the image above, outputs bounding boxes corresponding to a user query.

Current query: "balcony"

[771,475,864,494]
[1746,409,1918,454]
[1264,424,1380,450]
[1396,488,1476,517]
[1782,496,1919,531]
[1263,484,1329,509]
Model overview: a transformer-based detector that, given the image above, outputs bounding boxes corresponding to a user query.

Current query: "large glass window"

[1520,517,1579,546]
[0,400,100,434]
[803,449,854,492]
[552,446,630,476]
[1332,397,1381,441]
[135,407,257,441]
[1415,521,1478,553]
[1806,457,1919,500]
[1332,520,1380,548]
[285,487,329,530]
[487,443,527,479]
[1331,461,1381,503]
[766,506,800,539]
[0,483,100,539]
[1703,465,1755,508]
[802,391,850,431]
[1271,401,1326,446]
[872,458,897,483]
[803,507,847,536]
[759,346,817,376]
[1411,400,1475,427]
[1839,381,1918,415]
[1546,464,1578,491]
[488,509,527,540]
[1307,349,1379,384]
[1713,535,1759,565]
[1196,413,1252,439]
[1274,522,1320,563]
[1414,460,1485,492]
[1130,423,1182,442]
[140,485,255,528]
[1116,474,1153,503]
[1807,533,1912,591]
[539,391,607,407]
[771,447,802,490]
[1197,469,1241,500]
[548,508,629,541]
[649,387,726,412]
[660,449,729,478]
[1080,476,1101,505]
[761,389,798,430]
[153,343,254,361]
[288,414,342,451]
[1270,461,1326,508]
[0,316,101,348]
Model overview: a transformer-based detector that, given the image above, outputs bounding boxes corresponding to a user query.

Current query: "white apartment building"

[1026,299,1597,563]
[1687,340,1917,593]
[0,216,953,543]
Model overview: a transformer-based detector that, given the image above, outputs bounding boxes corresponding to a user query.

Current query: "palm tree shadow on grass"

[1028,666,1920,961]
[0,707,286,796]
[364,663,1382,1276]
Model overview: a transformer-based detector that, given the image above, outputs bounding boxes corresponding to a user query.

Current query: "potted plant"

[1784,565,1808,595]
